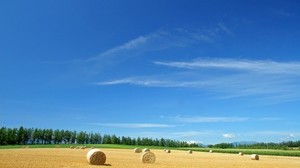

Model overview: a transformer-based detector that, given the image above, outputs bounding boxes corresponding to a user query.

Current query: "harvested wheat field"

[0,148,299,168]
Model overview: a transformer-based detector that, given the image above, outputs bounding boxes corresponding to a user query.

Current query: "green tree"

[40,129,46,144]
[94,133,102,144]
[71,131,77,144]
[102,134,111,144]
[25,128,33,144]
[111,134,118,144]
[17,126,26,144]
[45,129,53,144]
[32,128,40,144]
[0,127,7,145]
[159,138,165,147]
[7,128,17,145]
[53,129,60,144]
[64,130,71,144]
[136,137,141,145]
[77,131,85,144]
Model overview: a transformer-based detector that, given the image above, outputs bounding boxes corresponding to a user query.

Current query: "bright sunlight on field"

[0,148,299,168]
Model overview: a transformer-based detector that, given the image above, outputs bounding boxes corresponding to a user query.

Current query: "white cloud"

[174,116,249,123]
[258,117,282,121]
[95,77,211,88]
[154,58,300,75]
[86,35,154,63]
[289,134,296,138]
[88,123,175,128]
[97,58,300,103]
[222,133,236,139]
[83,25,233,77]
[186,140,203,144]
[86,27,227,63]
[95,78,168,87]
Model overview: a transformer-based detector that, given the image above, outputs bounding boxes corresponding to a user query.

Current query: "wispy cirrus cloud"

[97,58,300,103]
[86,34,158,63]
[95,77,211,88]
[81,26,231,75]
[95,78,169,87]
[84,24,231,68]
[88,123,175,128]
[153,58,300,75]
[258,117,282,121]
[173,116,249,123]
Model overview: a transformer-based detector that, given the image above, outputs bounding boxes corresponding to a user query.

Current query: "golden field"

[0,148,299,168]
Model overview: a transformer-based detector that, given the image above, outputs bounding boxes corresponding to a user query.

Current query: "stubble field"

[0,148,299,168]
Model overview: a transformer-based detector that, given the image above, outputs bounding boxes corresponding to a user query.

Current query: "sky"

[1,0,300,144]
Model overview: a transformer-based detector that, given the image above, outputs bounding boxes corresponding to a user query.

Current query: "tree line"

[210,141,300,150]
[0,126,199,147]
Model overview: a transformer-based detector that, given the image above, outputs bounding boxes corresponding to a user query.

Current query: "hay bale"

[134,148,142,153]
[76,146,80,149]
[251,154,259,160]
[86,149,106,165]
[143,148,150,152]
[91,146,94,149]
[239,152,243,156]
[81,146,86,149]
[165,149,171,153]
[209,150,213,153]
[141,151,156,164]
[70,146,74,149]
[188,150,192,154]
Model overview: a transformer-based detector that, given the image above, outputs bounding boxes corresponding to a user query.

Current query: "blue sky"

[1,0,300,144]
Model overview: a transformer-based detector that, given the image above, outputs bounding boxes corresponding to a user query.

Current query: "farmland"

[0,148,299,168]
[179,147,300,157]
[1,144,300,157]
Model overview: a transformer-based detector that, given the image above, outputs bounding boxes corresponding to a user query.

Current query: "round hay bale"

[251,154,259,160]
[239,152,244,156]
[163,148,166,151]
[91,146,94,149]
[209,150,213,153]
[76,146,80,149]
[141,151,156,164]
[81,146,86,149]
[188,150,192,154]
[87,149,106,165]
[143,148,150,152]
[165,149,171,153]
[134,148,142,153]
[70,146,74,149]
